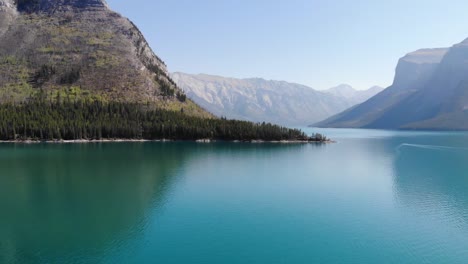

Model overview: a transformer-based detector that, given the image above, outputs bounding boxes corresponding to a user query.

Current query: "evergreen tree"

[0,98,327,142]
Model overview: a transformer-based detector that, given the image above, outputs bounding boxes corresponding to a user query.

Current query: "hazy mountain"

[0,0,208,117]
[324,84,383,106]
[172,73,381,126]
[314,45,468,130]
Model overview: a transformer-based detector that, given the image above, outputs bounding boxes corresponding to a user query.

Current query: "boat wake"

[395,143,468,154]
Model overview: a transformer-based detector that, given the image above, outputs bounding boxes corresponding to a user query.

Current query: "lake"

[1,128,468,263]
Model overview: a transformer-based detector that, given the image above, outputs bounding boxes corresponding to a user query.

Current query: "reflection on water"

[0,143,186,263]
[1,131,468,263]
[0,142,308,263]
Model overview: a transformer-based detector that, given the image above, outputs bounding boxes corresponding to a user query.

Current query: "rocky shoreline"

[0,138,334,144]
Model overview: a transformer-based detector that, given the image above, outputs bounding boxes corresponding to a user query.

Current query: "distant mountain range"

[316,39,468,130]
[172,73,382,126]
[325,84,384,106]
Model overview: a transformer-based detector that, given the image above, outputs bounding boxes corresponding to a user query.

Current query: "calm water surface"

[1,128,468,263]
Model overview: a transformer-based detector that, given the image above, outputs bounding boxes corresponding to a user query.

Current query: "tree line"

[0,99,327,142]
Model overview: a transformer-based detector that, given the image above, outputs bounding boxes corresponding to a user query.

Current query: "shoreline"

[0,138,335,144]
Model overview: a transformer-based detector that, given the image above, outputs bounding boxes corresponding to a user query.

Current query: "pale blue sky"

[107,0,468,90]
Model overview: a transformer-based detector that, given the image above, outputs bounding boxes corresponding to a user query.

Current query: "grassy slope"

[0,10,211,118]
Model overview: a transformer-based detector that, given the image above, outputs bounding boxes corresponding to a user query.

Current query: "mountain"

[0,0,315,142]
[172,73,381,126]
[0,0,208,116]
[324,84,383,106]
[314,45,468,130]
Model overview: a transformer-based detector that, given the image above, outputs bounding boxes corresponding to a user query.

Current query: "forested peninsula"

[0,98,328,143]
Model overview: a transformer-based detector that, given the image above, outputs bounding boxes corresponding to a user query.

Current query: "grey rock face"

[172,73,381,126]
[0,0,15,10]
[0,0,185,105]
[0,0,17,41]
[392,48,448,91]
[316,41,468,130]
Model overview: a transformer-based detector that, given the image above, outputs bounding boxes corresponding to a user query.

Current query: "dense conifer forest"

[0,98,327,142]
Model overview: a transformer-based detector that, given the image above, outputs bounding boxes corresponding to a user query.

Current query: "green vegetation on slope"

[0,2,328,141]
[0,9,202,115]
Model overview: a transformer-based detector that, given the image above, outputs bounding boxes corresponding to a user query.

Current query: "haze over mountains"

[317,39,468,130]
[172,73,382,126]
[3,1,468,131]
[325,84,384,106]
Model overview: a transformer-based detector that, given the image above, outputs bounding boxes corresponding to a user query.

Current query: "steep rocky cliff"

[0,0,208,116]
[315,47,459,129]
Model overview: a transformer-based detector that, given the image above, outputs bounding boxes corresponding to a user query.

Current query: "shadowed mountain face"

[15,0,108,12]
[172,73,381,126]
[316,42,468,130]
[0,0,208,116]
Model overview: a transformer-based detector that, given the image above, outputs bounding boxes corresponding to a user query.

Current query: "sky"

[106,0,468,90]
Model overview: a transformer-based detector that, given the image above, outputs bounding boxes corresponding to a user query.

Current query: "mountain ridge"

[325,84,384,104]
[172,72,382,126]
[0,0,320,142]
[0,0,211,117]
[316,40,468,130]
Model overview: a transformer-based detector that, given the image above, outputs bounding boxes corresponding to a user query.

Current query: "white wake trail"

[395,143,468,154]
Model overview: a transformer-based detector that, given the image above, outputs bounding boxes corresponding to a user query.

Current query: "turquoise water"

[1,128,468,263]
